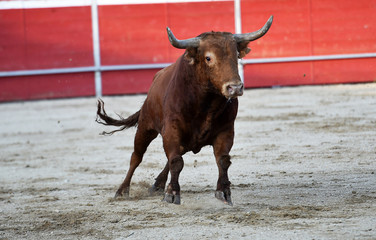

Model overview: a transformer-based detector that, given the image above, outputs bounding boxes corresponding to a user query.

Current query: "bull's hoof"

[148,184,165,196]
[114,189,129,199]
[215,191,233,206]
[163,192,181,205]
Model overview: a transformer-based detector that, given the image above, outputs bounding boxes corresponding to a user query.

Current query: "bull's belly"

[184,131,215,154]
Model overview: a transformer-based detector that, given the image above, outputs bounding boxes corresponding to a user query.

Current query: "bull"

[96,16,273,205]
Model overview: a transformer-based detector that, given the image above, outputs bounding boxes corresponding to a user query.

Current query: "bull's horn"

[166,27,201,49]
[233,15,273,42]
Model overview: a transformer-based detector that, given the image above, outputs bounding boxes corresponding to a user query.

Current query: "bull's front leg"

[163,154,184,204]
[213,129,234,206]
[161,125,184,205]
[214,155,232,205]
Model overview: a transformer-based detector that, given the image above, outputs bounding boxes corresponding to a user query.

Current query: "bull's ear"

[237,41,251,59]
[184,47,197,64]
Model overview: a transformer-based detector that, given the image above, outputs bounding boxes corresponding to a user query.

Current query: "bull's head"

[167,16,273,99]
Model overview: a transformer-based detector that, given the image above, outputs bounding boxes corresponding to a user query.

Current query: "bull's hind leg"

[213,130,234,206]
[115,128,158,198]
[149,161,169,195]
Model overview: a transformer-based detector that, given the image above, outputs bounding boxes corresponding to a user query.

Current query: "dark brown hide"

[96,17,272,205]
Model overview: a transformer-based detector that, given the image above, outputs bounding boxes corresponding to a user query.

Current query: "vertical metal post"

[91,0,102,97]
[234,0,242,34]
[234,0,244,83]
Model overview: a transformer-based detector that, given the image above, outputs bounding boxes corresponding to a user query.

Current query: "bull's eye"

[205,56,211,62]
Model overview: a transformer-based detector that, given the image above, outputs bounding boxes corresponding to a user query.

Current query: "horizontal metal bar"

[97,0,230,6]
[0,0,230,9]
[0,0,91,9]
[241,53,376,65]
[0,63,172,78]
[0,66,97,77]
[1,53,375,78]
[100,63,171,71]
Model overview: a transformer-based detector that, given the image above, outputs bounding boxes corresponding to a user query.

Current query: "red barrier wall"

[0,73,94,100]
[98,1,236,95]
[0,7,93,71]
[0,6,94,101]
[0,0,375,101]
[241,0,376,87]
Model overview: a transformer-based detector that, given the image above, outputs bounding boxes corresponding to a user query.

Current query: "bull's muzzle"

[224,82,244,98]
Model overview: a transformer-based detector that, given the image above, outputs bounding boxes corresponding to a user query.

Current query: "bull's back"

[138,63,176,132]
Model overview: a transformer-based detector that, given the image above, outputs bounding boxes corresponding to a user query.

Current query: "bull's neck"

[173,56,229,113]
[175,56,218,99]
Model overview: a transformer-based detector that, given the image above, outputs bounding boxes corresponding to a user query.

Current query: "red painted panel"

[244,61,313,88]
[0,73,95,101]
[311,0,376,55]
[0,9,26,71]
[99,1,235,65]
[313,58,376,84]
[102,69,160,95]
[167,1,234,33]
[0,7,93,71]
[23,7,93,69]
[1,1,376,102]
[99,4,169,65]
[241,0,312,58]
[99,4,168,65]
[166,1,235,61]
[244,58,376,88]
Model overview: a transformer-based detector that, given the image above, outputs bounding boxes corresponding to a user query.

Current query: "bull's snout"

[224,82,244,98]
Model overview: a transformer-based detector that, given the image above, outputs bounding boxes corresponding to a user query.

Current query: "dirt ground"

[0,83,375,239]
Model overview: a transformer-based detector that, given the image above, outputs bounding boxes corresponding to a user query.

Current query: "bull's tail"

[96,99,140,135]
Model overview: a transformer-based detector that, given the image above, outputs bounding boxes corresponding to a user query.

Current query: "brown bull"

[96,16,273,205]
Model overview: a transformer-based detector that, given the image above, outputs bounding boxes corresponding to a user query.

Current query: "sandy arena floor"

[0,83,375,239]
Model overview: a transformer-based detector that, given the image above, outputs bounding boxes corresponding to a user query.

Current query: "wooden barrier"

[0,0,375,101]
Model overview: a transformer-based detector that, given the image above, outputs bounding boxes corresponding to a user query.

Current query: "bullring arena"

[1,0,376,239]
[1,83,375,239]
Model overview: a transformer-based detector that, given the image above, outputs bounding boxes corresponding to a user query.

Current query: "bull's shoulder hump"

[154,63,175,82]
[148,63,176,97]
